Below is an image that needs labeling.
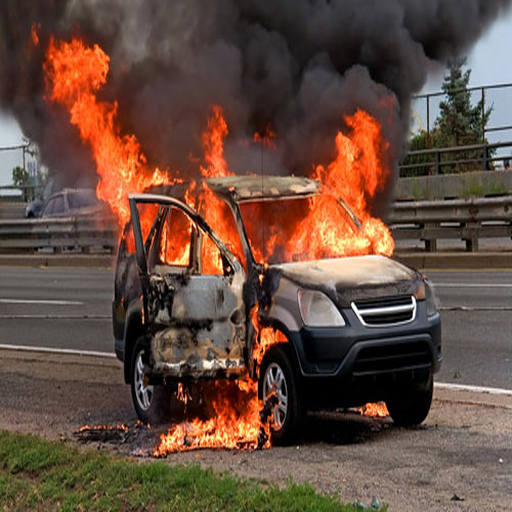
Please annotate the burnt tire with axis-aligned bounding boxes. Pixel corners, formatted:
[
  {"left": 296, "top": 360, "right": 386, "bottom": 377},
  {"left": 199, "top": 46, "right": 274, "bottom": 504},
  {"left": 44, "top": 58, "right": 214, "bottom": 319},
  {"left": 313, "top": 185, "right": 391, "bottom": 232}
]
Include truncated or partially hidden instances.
[
  {"left": 130, "top": 336, "right": 172, "bottom": 425},
  {"left": 258, "top": 344, "right": 305, "bottom": 446},
  {"left": 385, "top": 374, "right": 434, "bottom": 427}
]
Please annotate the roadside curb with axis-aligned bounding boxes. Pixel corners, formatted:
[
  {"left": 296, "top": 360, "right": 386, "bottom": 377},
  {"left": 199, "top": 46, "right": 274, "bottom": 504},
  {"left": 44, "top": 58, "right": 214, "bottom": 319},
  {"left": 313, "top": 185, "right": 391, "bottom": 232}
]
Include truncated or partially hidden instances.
[
  {"left": 0, "top": 346, "right": 121, "bottom": 369},
  {"left": 434, "top": 383, "right": 512, "bottom": 410}
]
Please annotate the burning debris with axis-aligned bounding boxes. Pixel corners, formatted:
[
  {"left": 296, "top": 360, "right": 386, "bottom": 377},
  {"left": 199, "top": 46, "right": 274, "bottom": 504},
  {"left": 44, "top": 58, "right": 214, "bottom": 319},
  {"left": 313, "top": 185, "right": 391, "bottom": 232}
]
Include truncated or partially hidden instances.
[
  {"left": 152, "top": 379, "right": 275, "bottom": 456},
  {"left": 75, "top": 423, "right": 132, "bottom": 445},
  {"left": 357, "top": 402, "right": 390, "bottom": 419}
]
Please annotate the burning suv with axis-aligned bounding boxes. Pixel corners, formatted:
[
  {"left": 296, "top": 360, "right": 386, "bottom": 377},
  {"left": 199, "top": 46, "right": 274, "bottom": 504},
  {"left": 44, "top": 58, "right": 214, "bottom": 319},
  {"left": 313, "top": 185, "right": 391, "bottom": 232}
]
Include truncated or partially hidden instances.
[{"left": 113, "top": 176, "right": 441, "bottom": 444}]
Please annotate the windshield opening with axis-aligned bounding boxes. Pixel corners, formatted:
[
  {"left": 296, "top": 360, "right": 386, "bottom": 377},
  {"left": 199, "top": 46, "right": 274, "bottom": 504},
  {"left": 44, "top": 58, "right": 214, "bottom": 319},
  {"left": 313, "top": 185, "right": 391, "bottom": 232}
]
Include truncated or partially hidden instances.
[{"left": 239, "top": 194, "right": 374, "bottom": 265}]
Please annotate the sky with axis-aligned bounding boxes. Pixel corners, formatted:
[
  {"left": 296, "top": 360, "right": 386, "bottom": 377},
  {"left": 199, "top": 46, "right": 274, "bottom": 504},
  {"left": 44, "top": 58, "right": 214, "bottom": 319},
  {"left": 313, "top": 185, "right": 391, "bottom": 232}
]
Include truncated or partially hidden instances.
[{"left": 1, "top": 8, "right": 512, "bottom": 186}]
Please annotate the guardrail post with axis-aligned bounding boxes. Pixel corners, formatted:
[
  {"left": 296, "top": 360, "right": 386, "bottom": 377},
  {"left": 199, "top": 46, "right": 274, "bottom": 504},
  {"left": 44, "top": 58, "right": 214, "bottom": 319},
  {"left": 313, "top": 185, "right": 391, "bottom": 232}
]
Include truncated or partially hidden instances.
[
  {"left": 464, "top": 222, "right": 479, "bottom": 252},
  {"left": 435, "top": 150, "right": 441, "bottom": 175},
  {"left": 421, "top": 222, "right": 438, "bottom": 252},
  {"left": 482, "top": 145, "right": 488, "bottom": 171},
  {"left": 481, "top": 87, "right": 486, "bottom": 144},
  {"left": 426, "top": 95, "right": 430, "bottom": 137}
]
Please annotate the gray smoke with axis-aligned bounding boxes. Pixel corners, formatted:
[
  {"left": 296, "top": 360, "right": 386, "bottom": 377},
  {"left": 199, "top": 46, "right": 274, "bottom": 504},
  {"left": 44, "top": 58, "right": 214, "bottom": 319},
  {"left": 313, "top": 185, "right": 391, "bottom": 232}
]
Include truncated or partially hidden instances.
[{"left": 0, "top": 0, "right": 510, "bottom": 195}]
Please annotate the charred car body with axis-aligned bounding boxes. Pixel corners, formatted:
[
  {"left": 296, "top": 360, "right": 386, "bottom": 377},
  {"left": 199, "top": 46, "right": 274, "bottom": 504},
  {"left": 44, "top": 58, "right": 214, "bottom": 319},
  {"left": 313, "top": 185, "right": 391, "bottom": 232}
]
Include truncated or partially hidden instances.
[{"left": 113, "top": 176, "right": 441, "bottom": 444}]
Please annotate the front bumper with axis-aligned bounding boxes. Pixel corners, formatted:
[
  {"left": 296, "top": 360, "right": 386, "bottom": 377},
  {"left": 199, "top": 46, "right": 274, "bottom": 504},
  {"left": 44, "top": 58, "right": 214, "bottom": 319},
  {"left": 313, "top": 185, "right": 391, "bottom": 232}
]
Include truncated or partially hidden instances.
[{"left": 286, "top": 301, "right": 441, "bottom": 407}]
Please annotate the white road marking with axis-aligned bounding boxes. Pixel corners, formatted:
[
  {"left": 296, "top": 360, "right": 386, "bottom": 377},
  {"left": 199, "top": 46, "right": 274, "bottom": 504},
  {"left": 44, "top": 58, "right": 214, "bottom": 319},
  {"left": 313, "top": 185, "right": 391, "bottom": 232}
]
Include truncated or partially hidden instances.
[
  {"left": 433, "top": 283, "right": 512, "bottom": 288},
  {"left": 439, "top": 306, "right": 512, "bottom": 312},
  {"left": 0, "top": 298, "right": 83, "bottom": 305},
  {"left": 0, "top": 344, "right": 511, "bottom": 396},
  {"left": 0, "top": 343, "right": 116, "bottom": 358},
  {"left": 437, "top": 382, "right": 512, "bottom": 396},
  {"left": 0, "top": 315, "right": 110, "bottom": 320}
]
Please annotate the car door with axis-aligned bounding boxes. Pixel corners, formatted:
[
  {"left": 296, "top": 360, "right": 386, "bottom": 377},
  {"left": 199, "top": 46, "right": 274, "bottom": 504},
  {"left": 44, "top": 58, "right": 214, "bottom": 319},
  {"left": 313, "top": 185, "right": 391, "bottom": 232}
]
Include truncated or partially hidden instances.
[{"left": 129, "top": 193, "right": 247, "bottom": 379}]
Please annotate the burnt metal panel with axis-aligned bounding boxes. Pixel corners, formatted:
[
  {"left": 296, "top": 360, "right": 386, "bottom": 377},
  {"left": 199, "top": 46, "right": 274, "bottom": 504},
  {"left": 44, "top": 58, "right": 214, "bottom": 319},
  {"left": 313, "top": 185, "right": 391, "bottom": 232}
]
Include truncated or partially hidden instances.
[
  {"left": 148, "top": 272, "right": 247, "bottom": 379},
  {"left": 206, "top": 176, "right": 319, "bottom": 202}
]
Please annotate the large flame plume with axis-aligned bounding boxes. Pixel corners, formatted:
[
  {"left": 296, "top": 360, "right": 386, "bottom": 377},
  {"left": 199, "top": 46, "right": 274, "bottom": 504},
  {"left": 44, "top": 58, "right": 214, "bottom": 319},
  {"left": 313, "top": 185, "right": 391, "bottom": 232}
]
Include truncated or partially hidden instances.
[
  {"left": 44, "top": 38, "right": 169, "bottom": 226},
  {"left": 44, "top": 36, "right": 392, "bottom": 454}
]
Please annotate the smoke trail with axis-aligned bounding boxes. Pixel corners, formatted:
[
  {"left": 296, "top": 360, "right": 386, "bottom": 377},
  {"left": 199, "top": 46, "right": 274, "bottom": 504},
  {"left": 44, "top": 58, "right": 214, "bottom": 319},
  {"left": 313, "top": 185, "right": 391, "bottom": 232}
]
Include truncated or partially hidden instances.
[{"left": 0, "top": 0, "right": 510, "bottom": 192}]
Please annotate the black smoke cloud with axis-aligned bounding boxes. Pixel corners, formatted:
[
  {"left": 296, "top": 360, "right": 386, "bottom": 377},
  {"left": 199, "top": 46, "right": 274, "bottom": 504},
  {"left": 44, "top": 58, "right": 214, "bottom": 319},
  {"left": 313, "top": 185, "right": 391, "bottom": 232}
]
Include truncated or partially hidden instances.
[{"left": 0, "top": 0, "right": 510, "bottom": 192}]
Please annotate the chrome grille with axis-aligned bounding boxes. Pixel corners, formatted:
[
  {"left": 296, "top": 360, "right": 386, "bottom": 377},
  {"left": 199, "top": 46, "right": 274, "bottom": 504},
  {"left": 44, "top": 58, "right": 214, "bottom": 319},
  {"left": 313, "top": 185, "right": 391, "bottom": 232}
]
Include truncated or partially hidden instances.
[{"left": 351, "top": 295, "right": 416, "bottom": 327}]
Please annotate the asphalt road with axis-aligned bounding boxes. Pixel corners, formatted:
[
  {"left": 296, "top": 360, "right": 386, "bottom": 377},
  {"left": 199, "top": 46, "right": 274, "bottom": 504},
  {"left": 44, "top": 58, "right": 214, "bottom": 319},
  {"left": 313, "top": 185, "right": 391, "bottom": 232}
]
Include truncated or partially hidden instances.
[
  {"left": 0, "top": 267, "right": 113, "bottom": 353},
  {"left": 0, "top": 266, "right": 511, "bottom": 389}
]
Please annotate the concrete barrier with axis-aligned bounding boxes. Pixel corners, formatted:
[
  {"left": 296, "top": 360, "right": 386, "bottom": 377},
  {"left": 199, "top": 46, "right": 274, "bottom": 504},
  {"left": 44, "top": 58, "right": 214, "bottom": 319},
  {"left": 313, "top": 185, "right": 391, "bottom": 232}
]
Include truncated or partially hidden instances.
[
  {"left": 0, "top": 202, "right": 27, "bottom": 220},
  {"left": 395, "top": 170, "right": 512, "bottom": 201}
]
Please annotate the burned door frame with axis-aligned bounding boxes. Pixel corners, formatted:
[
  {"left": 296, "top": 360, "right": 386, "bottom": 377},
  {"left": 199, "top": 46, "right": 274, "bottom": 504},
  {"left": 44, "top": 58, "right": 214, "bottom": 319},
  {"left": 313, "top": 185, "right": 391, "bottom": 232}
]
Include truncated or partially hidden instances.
[{"left": 128, "top": 193, "right": 248, "bottom": 379}]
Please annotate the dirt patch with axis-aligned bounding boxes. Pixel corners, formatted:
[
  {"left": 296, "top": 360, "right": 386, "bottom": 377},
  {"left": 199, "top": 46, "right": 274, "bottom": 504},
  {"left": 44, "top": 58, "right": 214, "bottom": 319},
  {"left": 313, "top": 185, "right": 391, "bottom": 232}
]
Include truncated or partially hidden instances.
[{"left": 1, "top": 349, "right": 511, "bottom": 511}]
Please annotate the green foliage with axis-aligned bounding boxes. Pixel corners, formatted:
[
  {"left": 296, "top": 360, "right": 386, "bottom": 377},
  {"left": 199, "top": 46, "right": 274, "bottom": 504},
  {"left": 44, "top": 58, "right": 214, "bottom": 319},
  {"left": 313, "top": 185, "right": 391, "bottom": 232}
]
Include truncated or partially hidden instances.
[
  {"left": 12, "top": 166, "right": 30, "bottom": 188},
  {"left": 401, "top": 129, "right": 442, "bottom": 176},
  {"left": 0, "top": 430, "right": 373, "bottom": 511},
  {"left": 403, "top": 58, "right": 494, "bottom": 176},
  {"left": 437, "top": 58, "right": 491, "bottom": 147}
]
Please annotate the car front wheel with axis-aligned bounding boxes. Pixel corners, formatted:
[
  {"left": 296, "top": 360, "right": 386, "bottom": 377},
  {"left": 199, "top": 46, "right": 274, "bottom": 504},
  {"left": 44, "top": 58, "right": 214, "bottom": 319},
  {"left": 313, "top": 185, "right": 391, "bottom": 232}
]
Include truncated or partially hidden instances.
[
  {"left": 385, "top": 374, "right": 434, "bottom": 427},
  {"left": 259, "top": 345, "right": 305, "bottom": 446},
  {"left": 130, "top": 336, "right": 172, "bottom": 424}
]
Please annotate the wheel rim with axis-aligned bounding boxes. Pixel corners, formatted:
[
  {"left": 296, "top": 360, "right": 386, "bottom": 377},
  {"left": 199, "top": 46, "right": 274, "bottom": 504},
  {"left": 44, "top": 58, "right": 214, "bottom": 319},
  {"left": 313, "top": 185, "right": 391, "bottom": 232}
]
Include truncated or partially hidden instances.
[
  {"left": 134, "top": 351, "right": 153, "bottom": 411},
  {"left": 263, "top": 363, "right": 288, "bottom": 431}
]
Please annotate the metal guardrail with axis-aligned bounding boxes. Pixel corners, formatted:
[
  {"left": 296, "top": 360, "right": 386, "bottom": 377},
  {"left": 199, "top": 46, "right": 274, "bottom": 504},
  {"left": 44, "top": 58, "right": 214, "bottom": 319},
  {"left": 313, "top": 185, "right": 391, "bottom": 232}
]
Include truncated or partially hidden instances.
[
  {"left": 0, "top": 197, "right": 510, "bottom": 254},
  {"left": 405, "top": 82, "right": 512, "bottom": 177},
  {"left": 412, "top": 82, "right": 512, "bottom": 141},
  {"left": 399, "top": 140, "right": 512, "bottom": 177},
  {"left": 0, "top": 215, "right": 118, "bottom": 254},
  {"left": 388, "top": 196, "right": 512, "bottom": 252}
]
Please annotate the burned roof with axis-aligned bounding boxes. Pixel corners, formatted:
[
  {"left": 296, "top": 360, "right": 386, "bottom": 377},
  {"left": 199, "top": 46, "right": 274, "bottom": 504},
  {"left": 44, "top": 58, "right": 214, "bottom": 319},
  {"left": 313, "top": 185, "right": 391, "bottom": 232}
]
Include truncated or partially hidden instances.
[{"left": 206, "top": 175, "right": 319, "bottom": 202}]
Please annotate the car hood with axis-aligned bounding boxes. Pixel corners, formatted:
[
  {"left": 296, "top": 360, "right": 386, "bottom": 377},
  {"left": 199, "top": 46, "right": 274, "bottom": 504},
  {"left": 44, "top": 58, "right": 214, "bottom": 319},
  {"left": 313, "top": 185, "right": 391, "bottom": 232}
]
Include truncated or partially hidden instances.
[{"left": 268, "top": 255, "right": 422, "bottom": 307}]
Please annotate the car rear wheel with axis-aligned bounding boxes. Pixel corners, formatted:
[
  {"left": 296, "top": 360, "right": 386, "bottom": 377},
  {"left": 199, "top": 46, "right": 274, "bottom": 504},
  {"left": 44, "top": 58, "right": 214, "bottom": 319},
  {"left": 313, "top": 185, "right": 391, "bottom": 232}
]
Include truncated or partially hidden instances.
[
  {"left": 385, "top": 374, "right": 434, "bottom": 427},
  {"left": 130, "top": 336, "right": 172, "bottom": 424},
  {"left": 259, "top": 345, "right": 304, "bottom": 446}
]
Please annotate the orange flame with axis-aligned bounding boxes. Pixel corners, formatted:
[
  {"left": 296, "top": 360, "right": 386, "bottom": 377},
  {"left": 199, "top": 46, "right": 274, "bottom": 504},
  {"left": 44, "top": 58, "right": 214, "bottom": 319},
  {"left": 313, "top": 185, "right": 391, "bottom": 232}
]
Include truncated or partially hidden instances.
[
  {"left": 314, "top": 110, "right": 394, "bottom": 256},
  {"left": 44, "top": 37, "right": 395, "bottom": 455},
  {"left": 44, "top": 38, "right": 168, "bottom": 227},
  {"left": 201, "top": 105, "right": 231, "bottom": 178},
  {"left": 254, "top": 125, "right": 276, "bottom": 149},
  {"left": 250, "top": 304, "right": 287, "bottom": 368},
  {"left": 358, "top": 402, "right": 389, "bottom": 418},
  {"left": 31, "top": 23, "right": 40, "bottom": 47},
  {"left": 153, "top": 379, "right": 266, "bottom": 455}
]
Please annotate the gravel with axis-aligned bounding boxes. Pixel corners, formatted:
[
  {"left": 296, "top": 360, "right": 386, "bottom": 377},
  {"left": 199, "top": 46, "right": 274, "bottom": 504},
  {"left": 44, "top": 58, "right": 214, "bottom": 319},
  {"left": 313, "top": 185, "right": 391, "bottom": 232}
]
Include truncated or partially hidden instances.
[{"left": 1, "top": 349, "right": 511, "bottom": 511}]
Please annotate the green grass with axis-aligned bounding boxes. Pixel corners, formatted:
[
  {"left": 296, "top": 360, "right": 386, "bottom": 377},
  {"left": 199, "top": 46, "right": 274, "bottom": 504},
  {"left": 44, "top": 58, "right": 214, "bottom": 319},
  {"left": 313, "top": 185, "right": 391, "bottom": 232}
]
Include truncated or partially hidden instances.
[{"left": 0, "top": 430, "right": 376, "bottom": 511}]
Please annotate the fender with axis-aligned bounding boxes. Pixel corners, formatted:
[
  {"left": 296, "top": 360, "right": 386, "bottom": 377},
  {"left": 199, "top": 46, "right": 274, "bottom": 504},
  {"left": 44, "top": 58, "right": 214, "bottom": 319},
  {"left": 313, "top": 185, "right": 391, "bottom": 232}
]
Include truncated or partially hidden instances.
[{"left": 258, "top": 316, "right": 305, "bottom": 378}]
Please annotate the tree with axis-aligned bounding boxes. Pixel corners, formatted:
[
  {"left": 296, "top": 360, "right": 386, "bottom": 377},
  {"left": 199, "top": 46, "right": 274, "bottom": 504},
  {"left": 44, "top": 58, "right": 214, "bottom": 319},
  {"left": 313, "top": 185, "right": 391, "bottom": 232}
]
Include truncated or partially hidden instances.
[
  {"left": 403, "top": 59, "right": 493, "bottom": 176},
  {"left": 436, "top": 57, "right": 491, "bottom": 147},
  {"left": 12, "top": 166, "right": 29, "bottom": 187}
]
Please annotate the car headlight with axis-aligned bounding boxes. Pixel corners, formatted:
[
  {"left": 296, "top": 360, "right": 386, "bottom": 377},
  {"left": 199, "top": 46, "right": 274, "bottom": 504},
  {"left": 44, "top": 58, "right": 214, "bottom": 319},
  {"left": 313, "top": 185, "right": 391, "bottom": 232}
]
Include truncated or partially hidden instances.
[
  {"left": 415, "top": 278, "right": 439, "bottom": 317},
  {"left": 297, "top": 289, "right": 345, "bottom": 327}
]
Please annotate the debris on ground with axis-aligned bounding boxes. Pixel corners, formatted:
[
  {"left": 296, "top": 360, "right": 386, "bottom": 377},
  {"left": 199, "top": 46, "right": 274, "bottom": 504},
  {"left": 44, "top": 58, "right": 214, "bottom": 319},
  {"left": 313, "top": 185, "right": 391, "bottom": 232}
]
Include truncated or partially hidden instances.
[{"left": 74, "top": 421, "right": 150, "bottom": 445}]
